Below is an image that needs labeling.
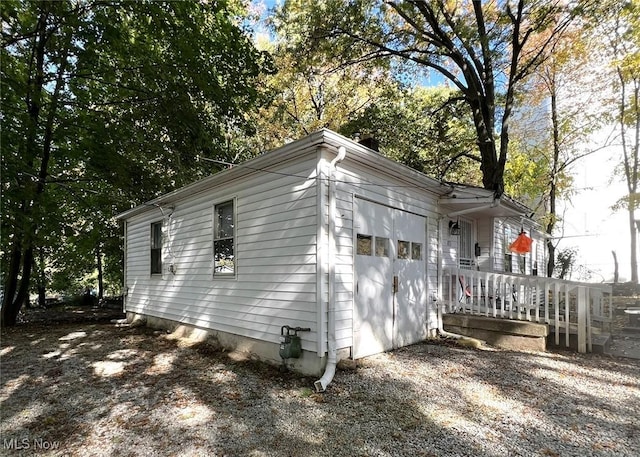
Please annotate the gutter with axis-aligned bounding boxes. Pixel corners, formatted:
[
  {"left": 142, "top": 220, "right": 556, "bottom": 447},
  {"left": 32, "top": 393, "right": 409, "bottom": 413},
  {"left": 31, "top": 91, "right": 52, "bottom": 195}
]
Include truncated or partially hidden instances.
[
  {"left": 314, "top": 145, "right": 346, "bottom": 393},
  {"left": 445, "top": 200, "right": 500, "bottom": 218}
]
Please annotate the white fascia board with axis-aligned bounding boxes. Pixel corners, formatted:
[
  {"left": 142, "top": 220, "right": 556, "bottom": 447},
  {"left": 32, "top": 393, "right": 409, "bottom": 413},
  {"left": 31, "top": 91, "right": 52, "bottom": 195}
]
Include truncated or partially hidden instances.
[
  {"left": 116, "top": 130, "right": 328, "bottom": 220},
  {"left": 117, "top": 128, "right": 452, "bottom": 220},
  {"left": 438, "top": 196, "right": 495, "bottom": 205},
  {"left": 320, "top": 129, "right": 450, "bottom": 197}
]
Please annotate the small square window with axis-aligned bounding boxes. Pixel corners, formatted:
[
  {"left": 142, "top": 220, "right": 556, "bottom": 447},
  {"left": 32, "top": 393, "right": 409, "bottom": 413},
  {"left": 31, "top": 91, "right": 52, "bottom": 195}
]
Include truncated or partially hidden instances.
[
  {"left": 357, "top": 234, "right": 372, "bottom": 256},
  {"left": 375, "top": 237, "right": 389, "bottom": 257},
  {"left": 397, "top": 240, "right": 410, "bottom": 259},
  {"left": 412, "top": 242, "right": 422, "bottom": 260}
]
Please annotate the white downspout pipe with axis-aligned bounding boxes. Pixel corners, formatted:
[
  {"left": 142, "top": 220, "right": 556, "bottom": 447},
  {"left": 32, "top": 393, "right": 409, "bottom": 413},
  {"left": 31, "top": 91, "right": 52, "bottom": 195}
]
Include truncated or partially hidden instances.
[{"left": 314, "top": 146, "right": 346, "bottom": 393}]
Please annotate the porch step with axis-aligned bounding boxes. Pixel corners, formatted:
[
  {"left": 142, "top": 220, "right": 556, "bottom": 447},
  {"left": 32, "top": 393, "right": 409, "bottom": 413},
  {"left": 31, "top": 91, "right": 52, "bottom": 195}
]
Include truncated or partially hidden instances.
[
  {"left": 442, "top": 314, "right": 548, "bottom": 352},
  {"left": 592, "top": 333, "right": 611, "bottom": 354},
  {"left": 546, "top": 328, "right": 612, "bottom": 354}
]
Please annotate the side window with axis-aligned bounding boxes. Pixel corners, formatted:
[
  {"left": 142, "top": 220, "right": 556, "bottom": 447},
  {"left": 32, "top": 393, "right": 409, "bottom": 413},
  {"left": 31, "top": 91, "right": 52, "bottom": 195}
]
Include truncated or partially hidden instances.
[
  {"left": 504, "top": 226, "right": 513, "bottom": 273},
  {"left": 214, "top": 200, "right": 235, "bottom": 276},
  {"left": 150, "top": 221, "right": 163, "bottom": 275},
  {"left": 357, "top": 234, "right": 373, "bottom": 256},
  {"left": 519, "top": 256, "right": 526, "bottom": 274}
]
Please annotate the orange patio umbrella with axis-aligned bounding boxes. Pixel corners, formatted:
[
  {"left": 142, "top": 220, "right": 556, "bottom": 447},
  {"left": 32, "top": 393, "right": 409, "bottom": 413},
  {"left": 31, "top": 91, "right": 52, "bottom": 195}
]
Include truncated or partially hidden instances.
[{"left": 509, "top": 230, "right": 533, "bottom": 254}]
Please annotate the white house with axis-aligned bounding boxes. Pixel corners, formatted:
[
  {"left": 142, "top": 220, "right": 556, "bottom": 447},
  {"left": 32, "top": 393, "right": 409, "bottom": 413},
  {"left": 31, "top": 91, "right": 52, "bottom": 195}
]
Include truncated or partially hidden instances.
[{"left": 117, "top": 129, "right": 551, "bottom": 391}]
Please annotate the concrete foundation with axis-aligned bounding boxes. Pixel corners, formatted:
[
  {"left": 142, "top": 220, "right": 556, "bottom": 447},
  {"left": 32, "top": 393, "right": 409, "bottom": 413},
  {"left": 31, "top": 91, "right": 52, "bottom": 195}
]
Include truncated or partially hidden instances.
[
  {"left": 126, "top": 312, "right": 348, "bottom": 377},
  {"left": 443, "top": 314, "right": 548, "bottom": 352}
]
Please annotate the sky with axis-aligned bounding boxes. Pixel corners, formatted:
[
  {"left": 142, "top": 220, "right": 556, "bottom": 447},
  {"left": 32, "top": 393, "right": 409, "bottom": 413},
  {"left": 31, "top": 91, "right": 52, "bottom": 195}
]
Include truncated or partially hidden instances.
[
  {"left": 558, "top": 132, "right": 630, "bottom": 283},
  {"left": 250, "top": 0, "right": 634, "bottom": 283}
]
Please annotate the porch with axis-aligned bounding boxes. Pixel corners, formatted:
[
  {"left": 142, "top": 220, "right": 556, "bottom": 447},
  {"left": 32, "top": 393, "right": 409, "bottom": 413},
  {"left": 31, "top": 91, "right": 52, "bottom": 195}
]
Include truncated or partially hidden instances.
[{"left": 440, "top": 268, "right": 614, "bottom": 353}]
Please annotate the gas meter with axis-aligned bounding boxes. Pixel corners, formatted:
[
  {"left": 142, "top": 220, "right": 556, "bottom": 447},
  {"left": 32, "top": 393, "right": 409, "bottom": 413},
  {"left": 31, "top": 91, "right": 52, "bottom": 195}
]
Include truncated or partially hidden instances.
[{"left": 279, "top": 325, "right": 310, "bottom": 359}]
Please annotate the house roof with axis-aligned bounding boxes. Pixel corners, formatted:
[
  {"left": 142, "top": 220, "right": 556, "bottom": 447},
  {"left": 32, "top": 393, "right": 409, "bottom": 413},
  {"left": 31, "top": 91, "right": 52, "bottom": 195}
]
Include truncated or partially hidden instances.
[
  {"left": 437, "top": 183, "right": 532, "bottom": 219},
  {"left": 116, "top": 128, "right": 532, "bottom": 221}
]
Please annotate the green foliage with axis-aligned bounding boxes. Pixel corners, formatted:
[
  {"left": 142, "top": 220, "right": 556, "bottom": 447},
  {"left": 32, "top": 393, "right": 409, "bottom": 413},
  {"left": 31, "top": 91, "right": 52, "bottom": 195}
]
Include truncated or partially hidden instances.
[
  {"left": 252, "top": 2, "right": 481, "bottom": 184},
  {"left": 554, "top": 247, "right": 578, "bottom": 280},
  {"left": 245, "top": 1, "right": 395, "bottom": 153},
  {"left": 1, "top": 0, "right": 272, "bottom": 315},
  {"left": 339, "top": 86, "right": 481, "bottom": 185},
  {"left": 589, "top": 0, "right": 640, "bottom": 282},
  {"left": 268, "top": 0, "right": 584, "bottom": 193}
]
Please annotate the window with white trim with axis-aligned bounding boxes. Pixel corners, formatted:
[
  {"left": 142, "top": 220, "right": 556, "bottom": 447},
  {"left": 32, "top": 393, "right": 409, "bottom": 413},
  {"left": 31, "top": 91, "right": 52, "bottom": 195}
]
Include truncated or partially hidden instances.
[
  {"left": 150, "top": 221, "right": 163, "bottom": 275},
  {"left": 214, "top": 200, "right": 235, "bottom": 276},
  {"left": 503, "top": 225, "right": 513, "bottom": 273}
]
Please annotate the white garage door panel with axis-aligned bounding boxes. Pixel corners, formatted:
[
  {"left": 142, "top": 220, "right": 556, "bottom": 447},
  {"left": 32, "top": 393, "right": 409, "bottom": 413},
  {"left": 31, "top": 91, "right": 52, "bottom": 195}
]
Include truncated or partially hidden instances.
[
  {"left": 354, "top": 199, "right": 394, "bottom": 358},
  {"left": 394, "top": 210, "right": 427, "bottom": 348},
  {"left": 354, "top": 199, "right": 427, "bottom": 359}
]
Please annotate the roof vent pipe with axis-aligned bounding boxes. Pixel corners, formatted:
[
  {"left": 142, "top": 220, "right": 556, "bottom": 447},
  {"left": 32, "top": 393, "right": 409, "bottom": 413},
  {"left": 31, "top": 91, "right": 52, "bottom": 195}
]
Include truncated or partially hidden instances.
[
  {"left": 358, "top": 134, "right": 379, "bottom": 152},
  {"left": 315, "top": 146, "right": 346, "bottom": 393}
]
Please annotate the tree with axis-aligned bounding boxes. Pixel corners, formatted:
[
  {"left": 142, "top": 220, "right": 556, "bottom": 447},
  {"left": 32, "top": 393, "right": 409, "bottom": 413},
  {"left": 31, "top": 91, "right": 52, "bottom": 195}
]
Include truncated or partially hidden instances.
[
  {"left": 253, "top": 4, "right": 481, "bottom": 183},
  {"left": 591, "top": 0, "right": 640, "bottom": 283},
  {"left": 1, "top": 0, "right": 272, "bottom": 326},
  {"left": 245, "top": 5, "right": 394, "bottom": 153},
  {"left": 339, "top": 85, "right": 482, "bottom": 184},
  {"left": 282, "top": 0, "right": 586, "bottom": 194},
  {"left": 554, "top": 247, "right": 577, "bottom": 279},
  {"left": 611, "top": 1, "right": 640, "bottom": 283},
  {"left": 507, "top": 26, "right": 606, "bottom": 277}
]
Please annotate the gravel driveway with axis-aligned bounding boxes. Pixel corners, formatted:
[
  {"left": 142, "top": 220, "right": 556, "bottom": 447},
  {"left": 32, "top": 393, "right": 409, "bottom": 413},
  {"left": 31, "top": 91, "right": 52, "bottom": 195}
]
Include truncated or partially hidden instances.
[{"left": 1, "top": 321, "right": 639, "bottom": 457}]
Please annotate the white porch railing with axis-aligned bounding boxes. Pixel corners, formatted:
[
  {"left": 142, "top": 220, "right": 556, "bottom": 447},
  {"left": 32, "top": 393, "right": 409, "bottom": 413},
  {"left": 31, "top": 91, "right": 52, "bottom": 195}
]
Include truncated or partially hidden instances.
[{"left": 440, "top": 268, "right": 613, "bottom": 353}]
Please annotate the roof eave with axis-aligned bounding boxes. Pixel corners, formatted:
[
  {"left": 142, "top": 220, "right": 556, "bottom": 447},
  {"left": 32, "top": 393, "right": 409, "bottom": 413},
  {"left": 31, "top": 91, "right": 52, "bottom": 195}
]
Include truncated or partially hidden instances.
[{"left": 116, "top": 130, "right": 329, "bottom": 220}]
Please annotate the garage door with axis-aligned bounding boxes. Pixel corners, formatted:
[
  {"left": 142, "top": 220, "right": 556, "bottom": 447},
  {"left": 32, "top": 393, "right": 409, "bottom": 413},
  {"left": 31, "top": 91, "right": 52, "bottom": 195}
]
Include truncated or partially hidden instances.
[{"left": 353, "top": 198, "right": 427, "bottom": 359}]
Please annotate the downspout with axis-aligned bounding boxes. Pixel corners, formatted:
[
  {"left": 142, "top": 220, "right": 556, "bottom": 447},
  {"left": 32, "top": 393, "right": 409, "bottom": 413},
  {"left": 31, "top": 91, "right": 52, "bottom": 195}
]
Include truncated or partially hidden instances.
[
  {"left": 123, "top": 219, "right": 127, "bottom": 314},
  {"left": 436, "top": 216, "right": 444, "bottom": 333},
  {"left": 314, "top": 146, "right": 346, "bottom": 393}
]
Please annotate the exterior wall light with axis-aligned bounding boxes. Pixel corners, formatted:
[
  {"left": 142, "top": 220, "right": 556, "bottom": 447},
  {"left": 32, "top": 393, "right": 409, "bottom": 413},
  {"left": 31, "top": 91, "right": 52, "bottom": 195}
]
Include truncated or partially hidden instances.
[{"left": 449, "top": 220, "right": 460, "bottom": 235}]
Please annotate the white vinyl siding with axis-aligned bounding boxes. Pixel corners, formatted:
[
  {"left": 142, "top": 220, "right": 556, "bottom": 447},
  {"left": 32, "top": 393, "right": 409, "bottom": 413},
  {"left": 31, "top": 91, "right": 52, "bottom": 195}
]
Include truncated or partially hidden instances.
[
  {"left": 317, "top": 149, "right": 440, "bottom": 350},
  {"left": 492, "top": 219, "right": 545, "bottom": 276},
  {"left": 123, "top": 131, "right": 479, "bottom": 361},
  {"left": 476, "top": 218, "right": 493, "bottom": 270},
  {"left": 124, "top": 154, "right": 320, "bottom": 352}
]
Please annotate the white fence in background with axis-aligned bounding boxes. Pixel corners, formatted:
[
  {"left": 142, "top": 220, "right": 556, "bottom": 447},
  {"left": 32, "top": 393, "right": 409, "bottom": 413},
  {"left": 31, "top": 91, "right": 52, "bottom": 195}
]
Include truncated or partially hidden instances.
[{"left": 440, "top": 268, "right": 613, "bottom": 353}]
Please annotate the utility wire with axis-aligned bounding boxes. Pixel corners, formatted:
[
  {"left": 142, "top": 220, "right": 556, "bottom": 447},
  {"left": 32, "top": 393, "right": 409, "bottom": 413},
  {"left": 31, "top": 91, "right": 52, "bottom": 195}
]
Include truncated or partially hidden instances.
[{"left": 198, "top": 156, "right": 454, "bottom": 195}]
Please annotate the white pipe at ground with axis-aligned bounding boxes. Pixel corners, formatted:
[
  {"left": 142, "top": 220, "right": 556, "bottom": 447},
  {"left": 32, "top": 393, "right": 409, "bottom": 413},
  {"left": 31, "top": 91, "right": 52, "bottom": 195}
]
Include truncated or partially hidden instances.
[{"left": 314, "top": 146, "right": 346, "bottom": 393}]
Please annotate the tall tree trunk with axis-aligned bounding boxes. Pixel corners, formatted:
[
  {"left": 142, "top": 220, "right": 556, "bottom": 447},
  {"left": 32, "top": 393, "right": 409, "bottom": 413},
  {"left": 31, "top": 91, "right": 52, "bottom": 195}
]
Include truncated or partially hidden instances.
[
  {"left": 1, "top": 8, "right": 49, "bottom": 327},
  {"left": 629, "top": 207, "right": 638, "bottom": 283},
  {"left": 618, "top": 68, "right": 639, "bottom": 284},
  {"left": 2, "top": 239, "right": 23, "bottom": 320},
  {"left": 547, "top": 84, "right": 560, "bottom": 277},
  {"left": 612, "top": 250, "right": 619, "bottom": 283},
  {"left": 470, "top": 99, "right": 501, "bottom": 194},
  {"left": 96, "top": 244, "right": 104, "bottom": 299},
  {"left": 37, "top": 247, "right": 46, "bottom": 308},
  {"left": 1, "top": 8, "right": 71, "bottom": 326}
]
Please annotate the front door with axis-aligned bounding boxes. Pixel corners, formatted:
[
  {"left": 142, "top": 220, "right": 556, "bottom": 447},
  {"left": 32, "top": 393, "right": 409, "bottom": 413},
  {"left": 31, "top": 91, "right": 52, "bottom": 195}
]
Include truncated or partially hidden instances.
[{"left": 353, "top": 199, "right": 426, "bottom": 359}]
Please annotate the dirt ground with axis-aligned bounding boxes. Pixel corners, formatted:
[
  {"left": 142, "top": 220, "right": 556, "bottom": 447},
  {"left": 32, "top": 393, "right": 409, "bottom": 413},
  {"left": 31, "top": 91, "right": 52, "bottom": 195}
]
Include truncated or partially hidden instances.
[{"left": 1, "top": 305, "right": 639, "bottom": 456}]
